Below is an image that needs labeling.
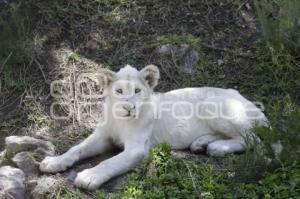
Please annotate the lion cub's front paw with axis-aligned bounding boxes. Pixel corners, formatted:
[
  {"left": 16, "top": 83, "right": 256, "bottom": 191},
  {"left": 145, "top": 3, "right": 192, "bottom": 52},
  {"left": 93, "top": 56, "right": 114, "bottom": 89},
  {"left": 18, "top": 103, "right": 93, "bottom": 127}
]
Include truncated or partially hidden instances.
[
  {"left": 39, "top": 156, "right": 69, "bottom": 173},
  {"left": 74, "top": 169, "right": 103, "bottom": 190}
]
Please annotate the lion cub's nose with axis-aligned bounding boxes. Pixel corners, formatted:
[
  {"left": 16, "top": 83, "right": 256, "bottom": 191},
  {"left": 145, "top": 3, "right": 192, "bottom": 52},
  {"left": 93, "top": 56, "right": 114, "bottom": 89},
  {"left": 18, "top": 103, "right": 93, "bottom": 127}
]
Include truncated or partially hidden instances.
[{"left": 123, "top": 104, "right": 135, "bottom": 111}]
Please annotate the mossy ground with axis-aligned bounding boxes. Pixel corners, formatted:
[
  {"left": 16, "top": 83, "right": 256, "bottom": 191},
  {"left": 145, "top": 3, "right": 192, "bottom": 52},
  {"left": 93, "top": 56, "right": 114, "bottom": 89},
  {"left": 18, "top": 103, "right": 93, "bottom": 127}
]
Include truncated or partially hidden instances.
[{"left": 1, "top": 0, "right": 300, "bottom": 198}]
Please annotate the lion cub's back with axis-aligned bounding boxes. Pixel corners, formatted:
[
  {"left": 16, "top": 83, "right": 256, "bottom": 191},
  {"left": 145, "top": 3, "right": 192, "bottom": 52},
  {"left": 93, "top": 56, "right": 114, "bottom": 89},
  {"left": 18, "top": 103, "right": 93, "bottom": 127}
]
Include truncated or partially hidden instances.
[
  {"left": 159, "top": 87, "right": 243, "bottom": 103},
  {"left": 150, "top": 87, "right": 246, "bottom": 149}
]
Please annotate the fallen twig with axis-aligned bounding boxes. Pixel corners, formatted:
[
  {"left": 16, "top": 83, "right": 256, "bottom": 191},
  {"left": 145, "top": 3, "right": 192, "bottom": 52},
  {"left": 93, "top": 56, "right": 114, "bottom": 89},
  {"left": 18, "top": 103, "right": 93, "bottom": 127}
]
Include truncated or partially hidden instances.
[
  {"left": 34, "top": 58, "right": 47, "bottom": 82},
  {"left": 0, "top": 52, "right": 13, "bottom": 75}
]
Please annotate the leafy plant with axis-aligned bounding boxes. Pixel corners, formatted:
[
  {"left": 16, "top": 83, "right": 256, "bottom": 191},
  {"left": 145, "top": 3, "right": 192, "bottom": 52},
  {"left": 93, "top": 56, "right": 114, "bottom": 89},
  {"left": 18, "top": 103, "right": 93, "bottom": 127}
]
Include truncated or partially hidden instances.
[
  {"left": 0, "top": 1, "right": 33, "bottom": 89},
  {"left": 254, "top": 0, "right": 300, "bottom": 54}
]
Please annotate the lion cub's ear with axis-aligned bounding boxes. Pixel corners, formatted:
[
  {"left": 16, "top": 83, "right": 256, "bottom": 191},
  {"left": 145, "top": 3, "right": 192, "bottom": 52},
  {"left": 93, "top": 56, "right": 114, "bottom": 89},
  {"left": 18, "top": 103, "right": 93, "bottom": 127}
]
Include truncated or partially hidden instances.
[
  {"left": 140, "top": 65, "right": 160, "bottom": 89},
  {"left": 97, "top": 68, "right": 117, "bottom": 88}
]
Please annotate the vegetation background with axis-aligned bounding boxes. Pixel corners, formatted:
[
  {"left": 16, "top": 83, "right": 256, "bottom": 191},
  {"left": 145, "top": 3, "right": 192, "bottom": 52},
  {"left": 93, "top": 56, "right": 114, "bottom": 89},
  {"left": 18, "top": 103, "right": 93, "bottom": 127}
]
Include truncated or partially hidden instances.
[{"left": 0, "top": 0, "right": 299, "bottom": 198}]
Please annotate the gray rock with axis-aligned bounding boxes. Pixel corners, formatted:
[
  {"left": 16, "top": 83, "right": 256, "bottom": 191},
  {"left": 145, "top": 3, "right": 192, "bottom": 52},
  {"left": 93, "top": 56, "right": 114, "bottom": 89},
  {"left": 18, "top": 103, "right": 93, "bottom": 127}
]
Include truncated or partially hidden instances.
[
  {"left": 157, "top": 43, "right": 199, "bottom": 74},
  {"left": 271, "top": 140, "right": 283, "bottom": 156},
  {"left": 157, "top": 43, "right": 189, "bottom": 55},
  {"left": 180, "top": 49, "right": 199, "bottom": 74},
  {"left": 66, "top": 170, "right": 77, "bottom": 183},
  {"left": 31, "top": 176, "right": 58, "bottom": 198},
  {"left": 5, "top": 136, "right": 55, "bottom": 155},
  {"left": 217, "top": 59, "right": 224, "bottom": 65},
  {"left": 0, "top": 166, "right": 26, "bottom": 199},
  {"left": 157, "top": 44, "right": 171, "bottom": 54},
  {"left": 12, "top": 152, "right": 40, "bottom": 177},
  {"left": 0, "top": 150, "right": 7, "bottom": 166}
]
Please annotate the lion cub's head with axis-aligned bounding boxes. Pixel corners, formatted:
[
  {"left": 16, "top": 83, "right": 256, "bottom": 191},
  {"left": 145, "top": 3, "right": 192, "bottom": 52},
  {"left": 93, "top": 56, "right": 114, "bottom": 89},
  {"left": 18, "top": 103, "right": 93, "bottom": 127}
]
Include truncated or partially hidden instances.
[{"left": 99, "top": 65, "right": 160, "bottom": 118}]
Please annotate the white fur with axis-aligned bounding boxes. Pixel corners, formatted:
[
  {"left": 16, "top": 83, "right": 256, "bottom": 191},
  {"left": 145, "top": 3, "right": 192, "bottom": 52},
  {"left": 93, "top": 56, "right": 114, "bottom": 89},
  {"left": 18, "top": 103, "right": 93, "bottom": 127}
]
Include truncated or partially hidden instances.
[{"left": 40, "top": 64, "right": 268, "bottom": 190}]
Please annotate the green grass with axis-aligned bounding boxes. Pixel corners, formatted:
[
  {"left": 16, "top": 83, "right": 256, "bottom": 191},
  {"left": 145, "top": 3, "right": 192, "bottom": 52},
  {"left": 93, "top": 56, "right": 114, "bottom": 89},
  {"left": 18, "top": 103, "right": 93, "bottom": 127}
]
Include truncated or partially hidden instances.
[
  {"left": 95, "top": 142, "right": 300, "bottom": 199},
  {"left": 156, "top": 34, "right": 200, "bottom": 47},
  {"left": 43, "top": 181, "right": 84, "bottom": 199},
  {"left": 0, "top": 1, "right": 33, "bottom": 89},
  {"left": 23, "top": 97, "right": 53, "bottom": 129},
  {"left": 254, "top": 0, "right": 300, "bottom": 55}
]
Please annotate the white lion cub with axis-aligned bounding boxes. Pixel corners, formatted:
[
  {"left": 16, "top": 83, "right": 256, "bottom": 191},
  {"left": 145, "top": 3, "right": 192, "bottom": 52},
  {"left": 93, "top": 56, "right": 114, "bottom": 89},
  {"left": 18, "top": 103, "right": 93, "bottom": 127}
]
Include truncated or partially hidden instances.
[{"left": 40, "top": 64, "right": 268, "bottom": 190}]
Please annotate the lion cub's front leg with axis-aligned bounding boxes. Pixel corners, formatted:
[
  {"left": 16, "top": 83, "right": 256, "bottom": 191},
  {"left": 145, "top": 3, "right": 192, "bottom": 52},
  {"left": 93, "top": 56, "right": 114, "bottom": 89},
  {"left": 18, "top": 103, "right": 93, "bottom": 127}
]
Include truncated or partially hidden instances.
[
  {"left": 40, "top": 128, "right": 111, "bottom": 173},
  {"left": 74, "top": 143, "right": 148, "bottom": 190}
]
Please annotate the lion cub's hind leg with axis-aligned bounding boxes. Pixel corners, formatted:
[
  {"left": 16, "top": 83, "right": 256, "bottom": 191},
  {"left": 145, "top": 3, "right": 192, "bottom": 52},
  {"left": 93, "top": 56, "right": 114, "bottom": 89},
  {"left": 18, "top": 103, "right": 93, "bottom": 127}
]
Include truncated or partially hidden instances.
[
  {"left": 207, "top": 138, "right": 246, "bottom": 157},
  {"left": 190, "top": 134, "right": 223, "bottom": 154}
]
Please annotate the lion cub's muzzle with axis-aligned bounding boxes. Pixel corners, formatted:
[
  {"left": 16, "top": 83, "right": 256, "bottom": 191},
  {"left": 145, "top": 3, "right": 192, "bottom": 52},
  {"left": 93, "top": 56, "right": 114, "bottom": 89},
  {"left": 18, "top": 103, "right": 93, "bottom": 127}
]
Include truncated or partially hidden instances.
[{"left": 122, "top": 104, "right": 136, "bottom": 117}]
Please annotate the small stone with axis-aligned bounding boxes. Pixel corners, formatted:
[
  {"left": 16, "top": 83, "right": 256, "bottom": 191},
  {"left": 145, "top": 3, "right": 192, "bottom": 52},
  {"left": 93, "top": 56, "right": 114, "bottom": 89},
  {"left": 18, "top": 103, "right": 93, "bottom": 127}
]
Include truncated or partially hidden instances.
[
  {"left": 157, "top": 43, "right": 189, "bottom": 55},
  {"left": 0, "top": 150, "right": 7, "bottom": 166},
  {"left": 0, "top": 166, "right": 26, "bottom": 199},
  {"left": 271, "top": 141, "right": 283, "bottom": 156},
  {"left": 12, "top": 152, "right": 39, "bottom": 177},
  {"left": 86, "top": 39, "right": 98, "bottom": 50},
  {"left": 157, "top": 43, "right": 199, "bottom": 74},
  {"left": 227, "top": 171, "right": 236, "bottom": 178},
  {"left": 217, "top": 59, "right": 224, "bottom": 65},
  {"left": 66, "top": 170, "right": 77, "bottom": 183},
  {"left": 218, "top": 74, "right": 226, "bottom": 79},
  {"left": 31, "top": 176, "right": 58, "bottom": 198},
  {"left": 179, "top": 43, "right": 190, "bottom": 50},
  {"left": 157, "top": 44, "right": 173, "bottom": 54},
  {"left": 5, "top": 136, "right": 55, "bottom": 155},
  {"left": 180, "top": 49, "right": 199, "bottom": 74}
]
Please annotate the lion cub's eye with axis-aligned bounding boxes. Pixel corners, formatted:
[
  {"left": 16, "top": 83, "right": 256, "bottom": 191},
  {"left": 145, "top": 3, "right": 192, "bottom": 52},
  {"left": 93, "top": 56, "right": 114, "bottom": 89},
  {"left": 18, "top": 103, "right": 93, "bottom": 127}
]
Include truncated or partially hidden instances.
[
  {"left": 135, "top": 88, "right": 141, "bottom": 94},
  {"left": 116, "top": 89, "right": 123, "bottom": 94}
]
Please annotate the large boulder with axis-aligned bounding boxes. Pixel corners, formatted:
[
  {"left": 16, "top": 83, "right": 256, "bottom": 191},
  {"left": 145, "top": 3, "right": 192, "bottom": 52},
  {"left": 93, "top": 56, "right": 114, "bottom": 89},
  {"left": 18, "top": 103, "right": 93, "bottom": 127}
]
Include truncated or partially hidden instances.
[
  {"left": 5, "top": 136, "right": 55, "bottom": 156},
  {"left": 0, "top": 166, "right": 26, "bottom": 199}
]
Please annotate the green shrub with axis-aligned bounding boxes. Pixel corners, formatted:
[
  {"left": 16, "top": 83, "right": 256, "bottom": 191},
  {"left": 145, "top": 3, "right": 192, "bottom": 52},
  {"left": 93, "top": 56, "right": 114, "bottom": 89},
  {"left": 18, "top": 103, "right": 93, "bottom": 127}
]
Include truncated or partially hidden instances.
[
  {"left": 254, "top": 0, "right": 300, "bottom": 54},
  {"left": 235, "top": 165, "right": 300, "bottom": 199},
  {"left": 0, "top": 1, "right": 33, "bottom": 89}
]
